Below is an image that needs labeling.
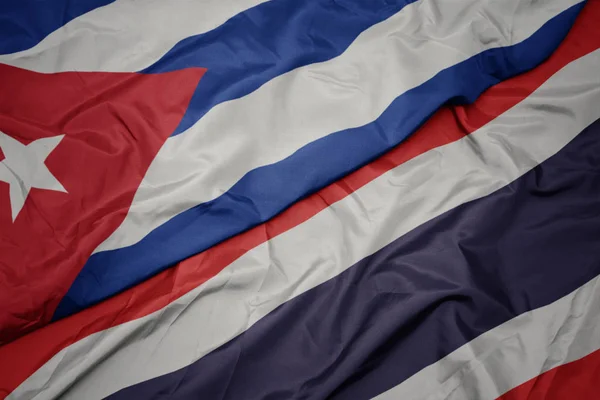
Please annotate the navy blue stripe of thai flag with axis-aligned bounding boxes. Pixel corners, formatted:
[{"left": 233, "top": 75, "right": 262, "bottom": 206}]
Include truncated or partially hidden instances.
[
  {"left": 55, "top": 4, "right": 585, "bottom": 321},
  {"left": 109, "top": 116, "right": 600, "bottom": 400}
]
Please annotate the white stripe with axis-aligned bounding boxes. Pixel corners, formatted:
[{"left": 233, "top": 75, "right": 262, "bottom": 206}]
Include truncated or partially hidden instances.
[
  {"left": 10, "top": 48, "right": 600, "bottom": 400},
  {"left": 0, "top": 0, "right": 268, "bottom": 73},
  {"left": 374, "top": 273, "right": 600, "bottom": 400},
  {"left": 95, "top": 0, "right": 581, "bottom": 253}
]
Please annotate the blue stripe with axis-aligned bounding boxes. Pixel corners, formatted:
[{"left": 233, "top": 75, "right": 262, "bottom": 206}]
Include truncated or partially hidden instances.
[
  {"left": 108, "top": 116, "right": 600, "bottom": 400},
  {"left": 54, "top": 4, "right": 584, "bottom": 320},
  {"left": 0, "top": 0, "right": 114, "bottom": 55},
  {"left": 147, "top": 0, "right": 420, "bottom": 136}
]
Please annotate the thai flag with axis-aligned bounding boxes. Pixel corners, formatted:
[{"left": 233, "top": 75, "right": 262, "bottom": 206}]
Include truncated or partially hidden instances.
[{"left": 1, "top": 0, "right": 599, "bottom": 398}]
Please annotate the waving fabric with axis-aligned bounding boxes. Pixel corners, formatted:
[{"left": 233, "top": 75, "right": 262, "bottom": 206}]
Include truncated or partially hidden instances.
[{"left": 1, "top": 0, "right": 599, "bottom": 399}]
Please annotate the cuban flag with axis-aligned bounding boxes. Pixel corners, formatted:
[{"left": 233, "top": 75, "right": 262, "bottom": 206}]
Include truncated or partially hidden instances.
[{"left": 1, "top": 0, "right": 600, "bottom": 398}]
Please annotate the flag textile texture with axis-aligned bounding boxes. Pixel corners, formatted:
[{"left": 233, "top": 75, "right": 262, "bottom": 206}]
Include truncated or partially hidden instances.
[{"left": 1, "top": 0, "right": 600, "bottom": 399}]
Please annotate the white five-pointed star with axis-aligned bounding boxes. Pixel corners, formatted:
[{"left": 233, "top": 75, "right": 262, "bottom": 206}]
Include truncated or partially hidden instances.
[{"left": 0, "top": 130, "right": 67, "bottom": 222}]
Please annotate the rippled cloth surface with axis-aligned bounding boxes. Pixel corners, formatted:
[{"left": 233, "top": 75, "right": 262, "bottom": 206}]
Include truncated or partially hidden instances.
[{"left": 1, "top": 0, "right": 600, "bottom": 399}]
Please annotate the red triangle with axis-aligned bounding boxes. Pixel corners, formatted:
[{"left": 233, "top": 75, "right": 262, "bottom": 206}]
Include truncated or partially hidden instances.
[{"left": 0, "top": 63, "right": 206, "bottom": 343}]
